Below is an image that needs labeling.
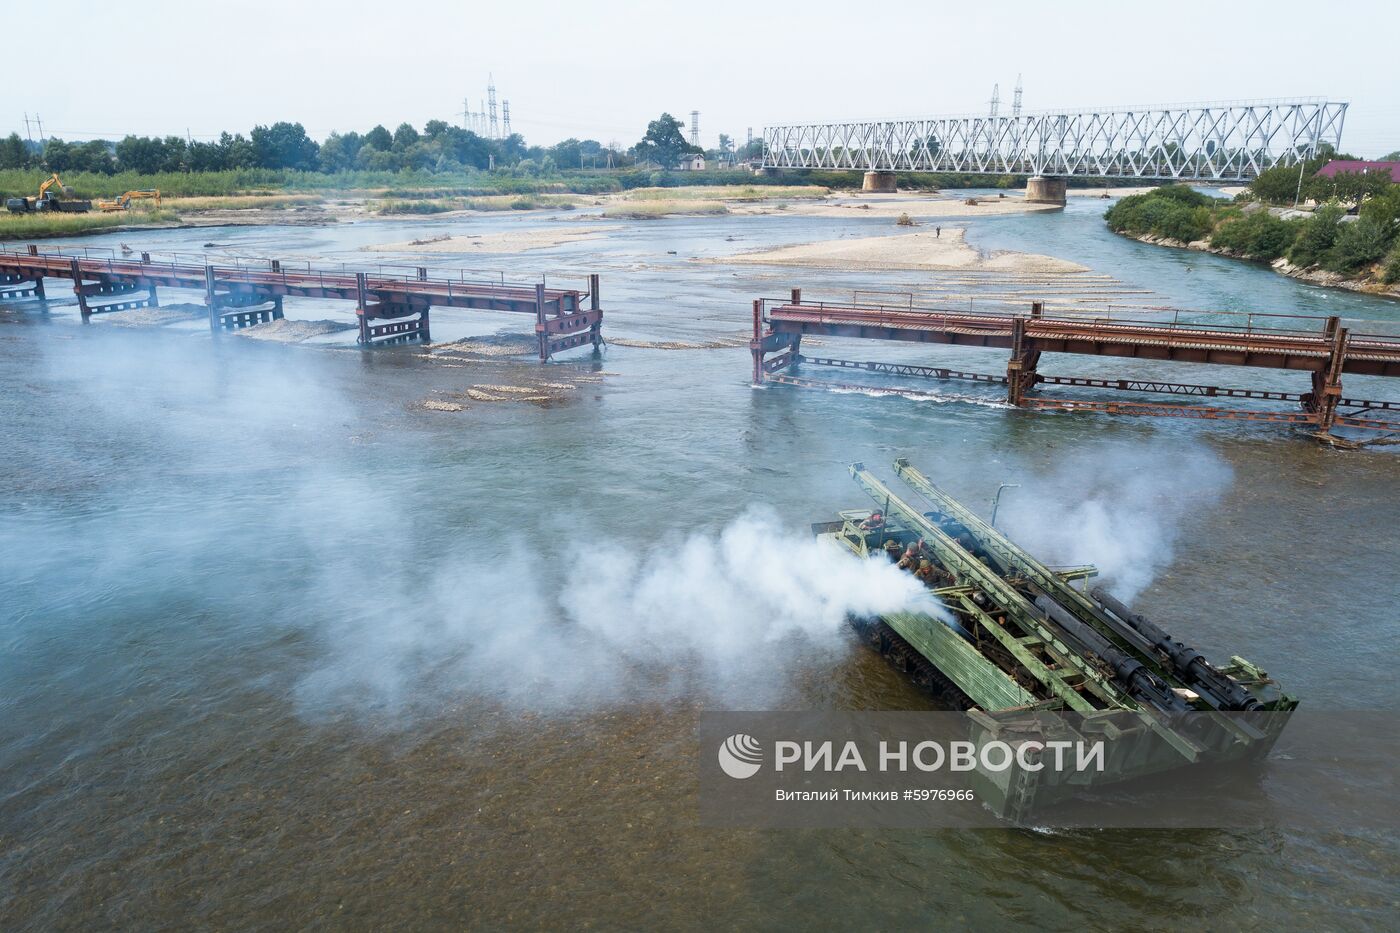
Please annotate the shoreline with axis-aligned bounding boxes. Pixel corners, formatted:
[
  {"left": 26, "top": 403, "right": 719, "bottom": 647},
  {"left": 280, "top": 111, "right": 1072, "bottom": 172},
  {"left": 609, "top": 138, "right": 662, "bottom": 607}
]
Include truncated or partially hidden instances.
[{"left": 1118, "top": 229, "right": 1400, "bottom": 301}]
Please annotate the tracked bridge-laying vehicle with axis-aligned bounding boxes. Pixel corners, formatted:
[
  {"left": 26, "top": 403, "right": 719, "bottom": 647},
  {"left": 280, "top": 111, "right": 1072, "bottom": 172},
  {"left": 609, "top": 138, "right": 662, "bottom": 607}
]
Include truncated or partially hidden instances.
[{"left": 816, "top": 459, "right": 1296, "bottom": 818}]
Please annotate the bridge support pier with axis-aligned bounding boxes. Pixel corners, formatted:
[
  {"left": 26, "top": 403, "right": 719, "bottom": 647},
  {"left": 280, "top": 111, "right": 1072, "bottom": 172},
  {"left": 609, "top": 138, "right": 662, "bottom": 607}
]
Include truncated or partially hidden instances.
[
  {"left": 1025, "top": 175, "right": 1068, "bottom": 206},
  {"left": 1302, "top": 316, "right": 1349, "bottom": 431},
  {"left": 0, "top": 271, "right": 44, "bottom": 301},
  {"left": 1006, "top": 306, "right": 1043, "bottom": 406},
  {"left": 750, "top": 291, "right": 804, "bottom": 384},
  {"left": 862, "top": 171, "right": 898, "bottom": 193}
]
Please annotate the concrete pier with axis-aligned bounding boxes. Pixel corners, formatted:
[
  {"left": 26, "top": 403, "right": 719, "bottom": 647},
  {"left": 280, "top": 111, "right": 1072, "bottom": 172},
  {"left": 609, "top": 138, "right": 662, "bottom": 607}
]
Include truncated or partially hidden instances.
[
  {"left": 862, "top": 171, "right": 898, "bottom": 193},
  {"left": 1025, "top": 176, "right": 1068, "bottom": 205}
]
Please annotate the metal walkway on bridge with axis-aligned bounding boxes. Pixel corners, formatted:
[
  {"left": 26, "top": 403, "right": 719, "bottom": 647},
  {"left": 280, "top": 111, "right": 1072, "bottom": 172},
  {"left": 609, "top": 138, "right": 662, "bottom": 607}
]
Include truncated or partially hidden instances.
[
  {"left": 0, "top": 245, "right": 604, "bottom": 360},
  {"left": 750, "top": 292, "right": 1400, "bottom": 435}
]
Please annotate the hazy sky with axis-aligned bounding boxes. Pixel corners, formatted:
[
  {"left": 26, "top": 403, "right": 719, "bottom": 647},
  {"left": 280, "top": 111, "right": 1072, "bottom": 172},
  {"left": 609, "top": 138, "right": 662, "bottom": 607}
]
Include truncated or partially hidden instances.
[{"left": 12, "top": 0, "right": 1399, "bottom": 157}]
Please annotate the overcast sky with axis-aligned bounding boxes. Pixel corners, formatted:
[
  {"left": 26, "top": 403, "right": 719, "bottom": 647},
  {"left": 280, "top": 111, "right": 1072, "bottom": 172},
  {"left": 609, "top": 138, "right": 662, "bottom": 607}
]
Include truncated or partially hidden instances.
[{"left": 11, "top": 0, "right": 1399, "bottom": 157}]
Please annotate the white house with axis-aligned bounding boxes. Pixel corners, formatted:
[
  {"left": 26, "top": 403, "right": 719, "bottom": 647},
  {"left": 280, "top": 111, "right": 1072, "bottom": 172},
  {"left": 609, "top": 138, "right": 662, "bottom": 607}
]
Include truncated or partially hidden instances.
[{"left": 675, "top": 153, "right": 705, "bottom": 171}]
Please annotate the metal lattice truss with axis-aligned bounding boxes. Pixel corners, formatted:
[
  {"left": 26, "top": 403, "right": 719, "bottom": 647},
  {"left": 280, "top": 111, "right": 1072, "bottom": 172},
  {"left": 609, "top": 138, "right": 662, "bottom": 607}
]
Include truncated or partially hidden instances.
[{"left": 763, "top": 100, "right": 1348, "bottom": 180}]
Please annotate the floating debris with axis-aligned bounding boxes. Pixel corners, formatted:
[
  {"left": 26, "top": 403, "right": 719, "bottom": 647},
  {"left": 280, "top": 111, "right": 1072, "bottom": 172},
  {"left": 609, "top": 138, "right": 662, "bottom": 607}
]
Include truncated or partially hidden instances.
[
  {"left": 608, "top": 337, "right": 748, "bottom": 350},
  {"left": 100, "top": 304, "right": 207, "bottom": 327},
  {"left": 235, "top": 319, "right": 357, "bottom": 342},
  {"left": 420, "top": 399, "right": 465, "bottom": 412}
]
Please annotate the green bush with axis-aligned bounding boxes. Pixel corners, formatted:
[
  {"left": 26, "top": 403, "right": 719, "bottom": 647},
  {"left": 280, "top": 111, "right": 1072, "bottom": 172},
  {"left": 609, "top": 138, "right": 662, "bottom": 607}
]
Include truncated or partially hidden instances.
[
  {"left": 1106, "top": 188, "right": 1214, "bottom": 242},
  {"left": 1148, "top": 184, "right": 1216, "bottom": 208},
  {"left": 1326, "top": 215, "right": 1393, "bottom": 273},
  {"left": 1287, "top": 203, "right": 1345, "bottom": 268},
  {"left": 1383, "top": 244, "right": 1400, "bottom": 284},
  {"left": 1209, "top": 210, "right": 1299, "bottom": 261}
]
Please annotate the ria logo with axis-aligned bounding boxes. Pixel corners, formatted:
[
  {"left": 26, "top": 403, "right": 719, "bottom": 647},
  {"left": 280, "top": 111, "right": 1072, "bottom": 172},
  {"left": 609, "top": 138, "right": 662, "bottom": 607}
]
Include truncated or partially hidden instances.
[{"left": 718, "top": 733, "right": 763, "bottom": 779}]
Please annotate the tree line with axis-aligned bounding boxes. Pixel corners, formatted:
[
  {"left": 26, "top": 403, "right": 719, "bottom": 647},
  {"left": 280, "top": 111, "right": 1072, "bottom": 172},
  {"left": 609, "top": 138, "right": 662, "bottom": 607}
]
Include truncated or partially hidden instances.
[{"left": 0, "top": 111, "right": 767, "bottom": 178}]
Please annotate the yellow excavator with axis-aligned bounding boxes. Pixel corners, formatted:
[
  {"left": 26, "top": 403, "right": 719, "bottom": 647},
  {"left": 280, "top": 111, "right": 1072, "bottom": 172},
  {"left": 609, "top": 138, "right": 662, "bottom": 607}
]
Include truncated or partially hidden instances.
[
  {"left": 97, "top": 189, "right": 162, "bottom": 212},
  {"left": 5, "top": 172, "right": 93, "bottom": 213}
]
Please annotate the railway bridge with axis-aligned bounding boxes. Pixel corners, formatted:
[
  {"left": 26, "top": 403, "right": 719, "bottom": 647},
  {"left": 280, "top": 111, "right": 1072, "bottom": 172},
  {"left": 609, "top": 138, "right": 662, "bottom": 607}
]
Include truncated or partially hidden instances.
[
  {"left": 763, "top": 99, "right": 1349, "bottom": 203},
  {"left": 750, "top": 292, "right": 1400, "bottom": 436},
  {"left": 0, "top": 244, "right": 604, "bottom": 360}
]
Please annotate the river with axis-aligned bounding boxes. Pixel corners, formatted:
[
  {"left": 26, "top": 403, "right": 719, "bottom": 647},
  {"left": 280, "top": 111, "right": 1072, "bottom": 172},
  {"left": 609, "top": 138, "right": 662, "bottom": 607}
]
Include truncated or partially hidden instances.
[{"left": 2, "top": 193, "right": 1398, "bottom": 929}]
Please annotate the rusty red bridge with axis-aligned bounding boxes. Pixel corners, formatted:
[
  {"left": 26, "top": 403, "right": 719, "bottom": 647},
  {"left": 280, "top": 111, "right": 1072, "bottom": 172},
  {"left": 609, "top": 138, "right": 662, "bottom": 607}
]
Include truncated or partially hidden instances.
[
  {"left": 0, "top": 244, "right": 603, "bottom": 360},
  {"left": 751, "top": 292, "right": 1400, "bottom": 435}
]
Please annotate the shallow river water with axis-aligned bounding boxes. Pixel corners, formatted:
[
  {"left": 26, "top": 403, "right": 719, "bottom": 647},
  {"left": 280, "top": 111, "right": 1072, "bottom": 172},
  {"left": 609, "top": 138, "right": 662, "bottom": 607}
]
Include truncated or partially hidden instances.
[{"left": 2, "top": 194, "right": 1398, "bottom": 929}]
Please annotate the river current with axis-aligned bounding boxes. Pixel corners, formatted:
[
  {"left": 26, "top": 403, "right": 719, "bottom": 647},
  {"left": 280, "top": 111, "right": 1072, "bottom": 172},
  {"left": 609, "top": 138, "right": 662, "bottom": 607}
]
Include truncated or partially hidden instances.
[{"left": 2, "top": 193, "right": 1398, "bottom": 929}]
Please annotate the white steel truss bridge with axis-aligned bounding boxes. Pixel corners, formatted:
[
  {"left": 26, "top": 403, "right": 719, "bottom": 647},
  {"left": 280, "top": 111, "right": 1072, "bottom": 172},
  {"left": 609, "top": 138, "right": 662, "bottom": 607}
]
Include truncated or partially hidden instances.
[{"left": 762, "top": 99, "right": 1348, "bottom": 180}]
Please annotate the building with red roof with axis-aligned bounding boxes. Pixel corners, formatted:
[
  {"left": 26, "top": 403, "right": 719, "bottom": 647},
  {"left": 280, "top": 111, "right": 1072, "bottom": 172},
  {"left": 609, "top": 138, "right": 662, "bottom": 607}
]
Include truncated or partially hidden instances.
[{"left": 1315, "top": 160, "right": 1400, "bottom": 183}]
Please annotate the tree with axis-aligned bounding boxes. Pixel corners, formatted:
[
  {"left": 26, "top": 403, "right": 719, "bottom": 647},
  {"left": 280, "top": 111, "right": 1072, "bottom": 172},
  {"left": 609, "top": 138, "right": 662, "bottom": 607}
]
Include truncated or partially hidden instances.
[
  {"left": 0, "top": 132, "right": 29, "bottom": 169},
  {"left": 319, "top": 131, "right": 361, "bottom": 172},
  {"left": 1288, "top": 203, "right": 1345, "bottom": 268},
  {"left": 364, "top": 124, "right": 393, "bottom": 151},
  {"left": 251, "top": 122, "right": 319, "bottom": 170},
  {"left": 423, "top": 120, "right": 449, "bottom": 139},
  {"left": 1328, "top": 215, "right": 1392, "bottom": 272},
  {"left": 41, "top": 138, "right": 77, "bottom": 172},
  {"left": 1380, "top": 150, "right": 1400, "bottom": 162},
  {"left": 549, "top": 137, "right": 583, "bottom": 169},
  {"left": 74, "top": 139, "right": 115, "bottom": 174},
  {"left": 634, "top": 113, "right": 698, "bottom": 169},
  {"left": 218, "top": 132, "right": 257, "bottom": 169},
  {"left": 392, "top": 122, "right": 420, "bottom": 150}
]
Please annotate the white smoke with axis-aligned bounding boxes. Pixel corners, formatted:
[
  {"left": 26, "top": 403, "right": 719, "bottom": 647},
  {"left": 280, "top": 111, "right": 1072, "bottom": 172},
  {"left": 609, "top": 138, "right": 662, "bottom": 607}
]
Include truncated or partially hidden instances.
[
  {"left": 295, "top": 508, "right": 941, "bottom": 717},
  {"left": 994, "top": 444, "right": 1233, "bottom": 603}
]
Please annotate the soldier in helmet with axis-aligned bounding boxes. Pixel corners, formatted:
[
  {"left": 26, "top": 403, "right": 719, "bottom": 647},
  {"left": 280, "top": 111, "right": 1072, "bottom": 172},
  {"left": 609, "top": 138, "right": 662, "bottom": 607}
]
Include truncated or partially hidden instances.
[
  {"left": 915, "top": 559, "right": 937, "bottom": 585},
  {"left": 859, "top": 510, "right": 885, "bottom": 532},
  {"left": 897, "top": 544, "right": 919, "bottom": 571},
  {"left": 883, "top": 538, "right": 903, "bottom": 562}
]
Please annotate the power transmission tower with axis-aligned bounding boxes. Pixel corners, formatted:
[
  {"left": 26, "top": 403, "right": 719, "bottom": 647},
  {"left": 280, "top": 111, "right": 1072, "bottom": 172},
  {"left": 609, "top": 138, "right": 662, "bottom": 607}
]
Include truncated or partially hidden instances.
[
  {"left": 1013, "top": 75, "right": 1023, "bottom": 117},
  {"left": 989, "top": 84, "right": 1000, "bottom": 118},
  {"left": 23, "top": 113, "right": 32, "bottom": 142},
  {"left": 488, "top": 74, "right": 499, "bottom": 140},
  {"left": 501, "top": 100, "right": 511, "bottom": 137},
  {"left": 463, "top": 97, "right": 471, "bottom": 130},
  {"left": 690, "top": 111, "right": 700, "bottom": 147}
]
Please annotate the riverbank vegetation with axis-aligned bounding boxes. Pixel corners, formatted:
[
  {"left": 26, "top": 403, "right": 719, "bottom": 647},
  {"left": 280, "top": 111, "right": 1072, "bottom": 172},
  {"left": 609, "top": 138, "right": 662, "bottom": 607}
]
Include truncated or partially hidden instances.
[
  {"left": 603, "top": 200, "right": 729, "bottom": 219},
  {"left": 0, "top": 208, "right": 180, "bottom": 239},
  {"left": 1107, "top": 183, "right": 1400, "bottom": 287}
]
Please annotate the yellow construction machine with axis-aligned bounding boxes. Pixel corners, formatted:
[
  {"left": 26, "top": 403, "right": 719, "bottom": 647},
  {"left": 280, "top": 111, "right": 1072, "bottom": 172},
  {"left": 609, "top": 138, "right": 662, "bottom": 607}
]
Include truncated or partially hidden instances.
[
  {"left": 5, "top": 172, "right": 93, "bottom": 213},
  {"left": 97, "top": 189, "right": 162, "bottom": 212}
]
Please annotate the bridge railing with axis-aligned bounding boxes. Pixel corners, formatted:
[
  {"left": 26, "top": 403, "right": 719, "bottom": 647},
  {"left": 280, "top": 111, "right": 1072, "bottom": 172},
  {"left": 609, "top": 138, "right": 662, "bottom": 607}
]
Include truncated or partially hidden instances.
[
  {"left": 761, "top": 297, "right": 1400, "bottom": 345},
  {"left": 2, "top": 244, "right": 585, "bottom": 298}
]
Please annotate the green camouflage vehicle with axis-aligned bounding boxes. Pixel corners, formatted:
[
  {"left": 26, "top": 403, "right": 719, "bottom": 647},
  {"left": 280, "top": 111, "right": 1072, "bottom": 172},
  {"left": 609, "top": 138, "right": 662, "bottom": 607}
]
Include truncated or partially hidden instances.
[{"left": 816, "top": 459, "right": 1297, "bottom": 820}]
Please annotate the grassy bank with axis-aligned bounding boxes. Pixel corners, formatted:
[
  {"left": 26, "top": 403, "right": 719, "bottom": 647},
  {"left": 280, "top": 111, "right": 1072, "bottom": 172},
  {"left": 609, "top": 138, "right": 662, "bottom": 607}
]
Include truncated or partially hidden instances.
[
  {"left": 616, "top": 184, "right": 826, "bottom": 202},
  {"left": 602, "top": 200, "right": 729, "bottom": 219},
  {"left": 1106, "top": 185, "right": 1400, "bottom": 286},
  {"left": 376, "top": 194, "right": 581, "bottom": 214},
  {"left": 162, "top": 194, "right": 324, "bottom": 211},
  {"left": 0, "top": 209, "right": 181, "bottom": 239}
]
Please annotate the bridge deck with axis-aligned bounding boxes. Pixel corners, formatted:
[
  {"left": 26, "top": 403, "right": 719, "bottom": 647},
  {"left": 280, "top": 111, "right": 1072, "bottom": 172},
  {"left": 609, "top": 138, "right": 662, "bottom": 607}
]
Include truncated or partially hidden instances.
[
  {"left": 764, "top": 302, "right": 1400, "bottom": 378},
  {"left": 751, "top": 296, "right": 1400, "bottom": 436},
  {"left": 0, "top": 245, "right": 604, "bottom": 359}
]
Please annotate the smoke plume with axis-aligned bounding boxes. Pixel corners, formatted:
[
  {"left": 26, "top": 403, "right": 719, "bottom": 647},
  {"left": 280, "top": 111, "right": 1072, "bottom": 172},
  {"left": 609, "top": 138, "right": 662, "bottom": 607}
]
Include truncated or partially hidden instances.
[{"left": 994, "top": 444, "right": 1233, "bottom": 603}]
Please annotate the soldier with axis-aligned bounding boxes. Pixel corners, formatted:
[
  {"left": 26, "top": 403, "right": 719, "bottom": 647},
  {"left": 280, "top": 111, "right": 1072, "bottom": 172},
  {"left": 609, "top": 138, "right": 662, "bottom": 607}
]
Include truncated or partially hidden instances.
[
  {"left": 883, "top": 538, "right": 903, "bottom": 562},
  {"left": 915, "top": 559, "right": 937, "bottom": 585},
  {"left": 859, "top": 510, "right": 885, "bottom": 531},
  {"left": 897, "top": 545, "right": 919, "bottom": 571}
]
